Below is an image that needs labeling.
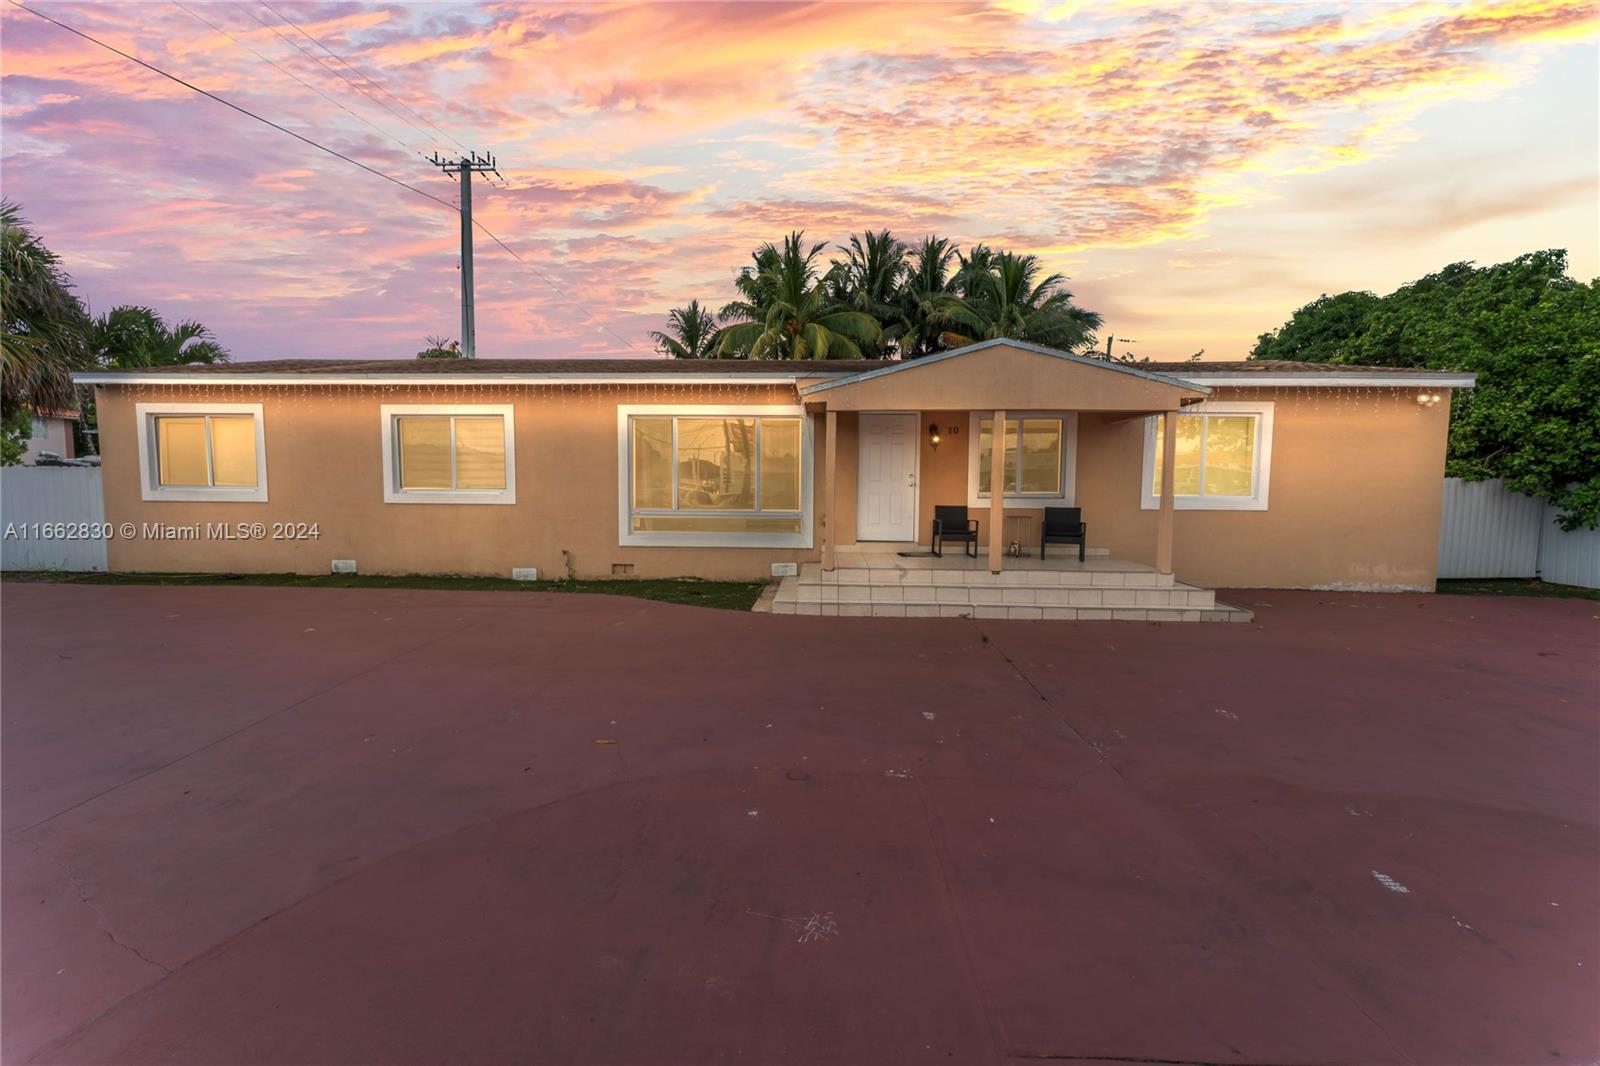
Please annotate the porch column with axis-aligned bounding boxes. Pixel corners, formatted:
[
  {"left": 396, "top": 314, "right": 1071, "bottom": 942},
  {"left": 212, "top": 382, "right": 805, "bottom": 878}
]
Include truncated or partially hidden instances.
[
  {"left": 988, "top": 408, "right": 1006, "bottom": 574},
  {"left": 1155, "top": 408, "right": 1177, "bottom": 575},
  {"left": 823, "top": 408, "right": 838, "bottom": 572}
]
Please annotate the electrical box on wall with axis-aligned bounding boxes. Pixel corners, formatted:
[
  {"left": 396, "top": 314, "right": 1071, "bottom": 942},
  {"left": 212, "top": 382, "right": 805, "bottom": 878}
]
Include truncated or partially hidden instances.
[
  {"left": 330, "top": 559, "right": 357, "bottom": 574},
  {"left": 511, "top": 568, "right": 539, "bottom": 581},
  {"left": 770, "top": 562, "right": 799, "bottom": 577}
]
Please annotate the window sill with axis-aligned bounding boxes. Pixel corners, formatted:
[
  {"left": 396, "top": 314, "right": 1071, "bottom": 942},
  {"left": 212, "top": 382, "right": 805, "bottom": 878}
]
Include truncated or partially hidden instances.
[
  {"left": 383, "top": 490, "right": 517, "bottom": 505},
  {"left": 620, "top": 529, "right": 813, "bottom": 549},
  {"left": 1140, "top": 496, "right": 1268, "bottom": 512},
  {"left": 969, "top": 494, "right": 1071, "bottom": 508},
  {"left": 141, "top": 487, "right": 269, "bottom": 503}
]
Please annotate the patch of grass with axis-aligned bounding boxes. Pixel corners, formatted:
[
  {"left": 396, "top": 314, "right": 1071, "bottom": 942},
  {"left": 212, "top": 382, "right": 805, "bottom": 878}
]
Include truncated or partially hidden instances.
[
  {"left": 1, "top": 570, "right": 769, "bottom": 611},
  {"left": 1436, "top": 578, "right": 1600, "bottom": 601}
]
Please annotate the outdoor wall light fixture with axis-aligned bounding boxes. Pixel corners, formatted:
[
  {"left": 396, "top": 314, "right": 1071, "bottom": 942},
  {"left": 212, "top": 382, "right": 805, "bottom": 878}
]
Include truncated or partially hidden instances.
[
  {"left": 929, "top": 423, "right": 942, "bottom": 448},
  {"left": 1415, "top": 392, "right": 1443, "bottom": 408}
]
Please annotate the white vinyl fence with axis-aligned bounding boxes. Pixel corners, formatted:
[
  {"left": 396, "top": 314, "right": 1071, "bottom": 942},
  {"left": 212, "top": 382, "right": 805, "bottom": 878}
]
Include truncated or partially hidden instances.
[
  {"left": 1438, "top": 477, "right": 1600, "bottom": 588},
  {"left": 0, "top": 466, "right": 108, "bottom": 572}
]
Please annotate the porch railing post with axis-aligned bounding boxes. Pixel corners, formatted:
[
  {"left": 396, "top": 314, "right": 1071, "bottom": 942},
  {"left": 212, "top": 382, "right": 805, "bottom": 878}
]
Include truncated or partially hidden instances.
[
  {"left": 989, "top": 408, "right": 1006, "bottom": 574},
  {"left": 1156, "top": 408, "right": 1177, "bottom": 575},
  {"left": 823, "top": 408, "right": 838, "bottom": 572}
]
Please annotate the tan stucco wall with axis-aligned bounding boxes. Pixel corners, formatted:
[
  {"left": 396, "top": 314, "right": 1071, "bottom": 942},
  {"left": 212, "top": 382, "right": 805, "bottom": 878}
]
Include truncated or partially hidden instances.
[
  {"left": 98, "top": 383, "right": 821, "bottom": 581},
  {"left": 96, "top": 380, "right": 1453, "bottom": 589},
  {"left": 1076, "top": 387, "right": 1452, "bottom": 590}
]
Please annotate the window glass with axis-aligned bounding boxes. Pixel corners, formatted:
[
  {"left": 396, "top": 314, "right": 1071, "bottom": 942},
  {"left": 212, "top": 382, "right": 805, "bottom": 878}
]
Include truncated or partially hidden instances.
[
  {"left": 453, "top": 417, "right": 506, "bottom": 490},
  {"left": 759, "top": 418, "right": 802, "bottom": 512},
  {"left": 156, "top": 417, "right": 209, "bottom": 486},
  {"left": 978, "top": 419, "right": 995, "bottom": 495},
  {"left": 632, "top": 417, "right": 674, "bottom": 510},
  {"left": 979, "top": 417, "right": 1063, "bottom": 496},
  {"left": 676, "top": 417, "right": 756, "bottom": 511},
  {"left": 398, "top": 417, "right": 452, "bottom": 490},
  {"left": 1018, "top": 419, "right": 1062, "bottom": 494},
  {"left": 1154, "top": 413, "right": 1255, "bottom": 497},
  {"left": 628, "top": 414, "right": 804, "bottom": 535},
  {"left": 208, "top": 416, "right": 258, "bottom": 487},
  {"left": 1202, "top": 416, "right": 1255, "bottom": 496}
]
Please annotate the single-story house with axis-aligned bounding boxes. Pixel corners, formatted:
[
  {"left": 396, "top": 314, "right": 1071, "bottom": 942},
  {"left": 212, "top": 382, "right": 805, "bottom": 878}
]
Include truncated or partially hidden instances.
[
  {"left": 77, "top": 340, "right": 1473, "bottom": 617},
  {"left": 18, "top": 407, "right": 81, "bottom": 464}
]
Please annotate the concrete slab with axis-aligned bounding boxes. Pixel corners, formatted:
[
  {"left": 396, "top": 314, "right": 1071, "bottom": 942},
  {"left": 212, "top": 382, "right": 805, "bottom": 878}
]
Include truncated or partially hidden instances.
[{"left": 3, "top": 583, "right": 1596, "bottom": 1064}]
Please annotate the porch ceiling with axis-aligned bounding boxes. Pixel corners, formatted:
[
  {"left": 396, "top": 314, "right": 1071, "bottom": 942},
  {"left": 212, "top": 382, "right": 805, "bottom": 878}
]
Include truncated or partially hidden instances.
[{"left": 798, "top": 339, "right": 1209, "bottom": 412}]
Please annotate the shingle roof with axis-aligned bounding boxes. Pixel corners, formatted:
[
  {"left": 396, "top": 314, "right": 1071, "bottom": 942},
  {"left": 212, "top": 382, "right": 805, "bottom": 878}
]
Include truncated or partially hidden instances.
[
  {"left": 91, "top": 356, "right": 1453, "bottom": 377},
  {"left": 100, "top": 358, "right": 884, "bottom": 376},
  {"left": 1142, "top": 360, "right": 1437, "bottom": 375}
]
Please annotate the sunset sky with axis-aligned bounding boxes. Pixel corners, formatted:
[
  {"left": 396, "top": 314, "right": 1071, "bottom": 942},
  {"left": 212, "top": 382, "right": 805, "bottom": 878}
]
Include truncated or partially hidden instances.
[{"left": 2, "top": 0, "right": 1596, "bottom": 363}]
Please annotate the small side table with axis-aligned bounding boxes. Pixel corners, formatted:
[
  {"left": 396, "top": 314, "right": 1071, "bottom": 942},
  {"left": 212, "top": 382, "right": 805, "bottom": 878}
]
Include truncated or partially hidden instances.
[{"left": 1004, "top": 513, "right": 1036, "bottom": 558}]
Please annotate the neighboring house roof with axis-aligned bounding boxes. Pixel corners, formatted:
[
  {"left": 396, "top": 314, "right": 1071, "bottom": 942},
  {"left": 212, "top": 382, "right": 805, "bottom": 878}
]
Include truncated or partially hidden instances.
[{"left": 72, "top": 347, "right": 1476, "bottom": 389}]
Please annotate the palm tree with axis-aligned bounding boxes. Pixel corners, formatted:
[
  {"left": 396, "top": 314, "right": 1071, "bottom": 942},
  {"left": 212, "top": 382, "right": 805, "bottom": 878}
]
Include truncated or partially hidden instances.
[
  {"left": 827, "top": 230, "right": 907, "bottom": 358},
  {"left": 1, "top": 201, "right": 90, "bottom": 418},
  {"left": 937, "top": 251, "right": 1101, "bottom": 353},
  {"left": 716, "top": 232, "right": 881, "bottom": 360},
  {"left": 897, "top": 235, "right": 960, "bottom": 359},
  {"left": 92, "top": 305, "right": 228, "bottom": 368},
  {"left": 649, "top": 300, "right": 722, "bottom": 359}
]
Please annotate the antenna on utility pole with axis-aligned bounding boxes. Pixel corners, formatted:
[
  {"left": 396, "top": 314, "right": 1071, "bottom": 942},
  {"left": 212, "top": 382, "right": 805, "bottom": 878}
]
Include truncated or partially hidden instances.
[
  {"left": 1103, "top": 334, "right": 1139, "bottom": 361},
  {"left": 429, "top": 150, "right": 503, "bottom": 358}
]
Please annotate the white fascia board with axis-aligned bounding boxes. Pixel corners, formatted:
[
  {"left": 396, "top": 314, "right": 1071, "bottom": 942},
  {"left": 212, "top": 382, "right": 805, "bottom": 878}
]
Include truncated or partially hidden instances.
[
  {"left": 1179, "top": 373, "right": 1477, "bottom": 388},
  {"left": 74, "top": 372, "right": 807, "bottom": 386}
]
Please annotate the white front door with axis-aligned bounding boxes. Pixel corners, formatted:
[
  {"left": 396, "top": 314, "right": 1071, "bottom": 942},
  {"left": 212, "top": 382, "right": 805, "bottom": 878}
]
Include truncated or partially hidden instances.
[{"left": 857, "top": 413, "right": 918, "bottom": 541}]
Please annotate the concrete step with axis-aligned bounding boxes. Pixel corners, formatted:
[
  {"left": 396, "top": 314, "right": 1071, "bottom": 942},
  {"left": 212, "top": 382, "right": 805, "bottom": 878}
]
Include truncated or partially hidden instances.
[
  {"left": 770, "top": 576, "right": 1228, "bottom": 618},
  {"left": 796, "top": 563, "right": 1176, "bottom": 589}
]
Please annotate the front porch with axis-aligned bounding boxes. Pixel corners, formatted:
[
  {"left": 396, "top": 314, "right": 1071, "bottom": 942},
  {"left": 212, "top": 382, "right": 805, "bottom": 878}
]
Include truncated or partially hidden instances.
[
  {"left": 801, "top": 341, "right": 1203, "bottom": 585},
  {"left": 769, "top": 543, "right": 1251, "bottom": 621}
]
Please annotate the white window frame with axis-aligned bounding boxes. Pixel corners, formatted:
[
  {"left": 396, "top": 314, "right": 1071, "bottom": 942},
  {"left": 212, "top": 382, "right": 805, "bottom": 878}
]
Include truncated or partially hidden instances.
[
  {"left": 967, "top": 411, "right": 1077, "bottom": 507},
  {"left": 616, "top": 404, "right": 813, "bottom": 548},
  {"left": 380, "top": 404, "right": 516, "bottom": 505},
  {"left": 136, "top": 402, "right": 268, "bottom": 503},
  {"left": 1140, "top": 400, "right": 1274, "bottom": 511}
]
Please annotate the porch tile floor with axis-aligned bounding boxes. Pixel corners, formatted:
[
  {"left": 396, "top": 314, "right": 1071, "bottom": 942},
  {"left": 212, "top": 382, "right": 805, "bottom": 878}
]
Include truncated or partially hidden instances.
[{"left": 768, "top": 544, "right": 1252, "bottom": 623}]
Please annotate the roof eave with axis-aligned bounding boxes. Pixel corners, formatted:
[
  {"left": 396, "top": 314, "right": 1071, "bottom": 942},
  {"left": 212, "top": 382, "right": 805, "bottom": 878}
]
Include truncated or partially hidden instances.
[
  {"left": 798, "top": 338, "right": 1212, "bottom": 397},
  {"left": 73, "top": 371, "right": 810, "bottom": 386}
]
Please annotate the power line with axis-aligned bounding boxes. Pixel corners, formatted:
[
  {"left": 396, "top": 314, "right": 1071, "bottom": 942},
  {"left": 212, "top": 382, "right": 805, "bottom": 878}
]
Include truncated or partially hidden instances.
[
  {"left": 231, "top": 2, "right": 441, "bottom": 154},
  {"left": 171, "top": 1, "right": 425, "bottom": 162},
  {"left": 8, "top": 0, "right": 455, "bottom": 211},
  {"left": 256, "top": 0, "right": 475, "bottom": 161},
  {"left": 7, "top": 0, "right": 637, "bottom": 352}
]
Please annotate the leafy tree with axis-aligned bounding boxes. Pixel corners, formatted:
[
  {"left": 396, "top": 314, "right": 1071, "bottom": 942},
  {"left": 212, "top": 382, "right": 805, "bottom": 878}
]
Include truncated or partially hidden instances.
[
  {"left": 898, "top": 236, "right": 960, "bottom": 359},
  {"left": 1251, "top": 250, "right": 1600, "bottom": 529},
  {"left": 91, "top": 305, "right": 228, "bottom": 368},
  {"left": 648, "top": 301, "right": 721, "bottom": 359},
  {"left": 827, "top": 230, "right": 908, "bottom": 358},
  {"left": 936, "top": 250, "right": 1101, "bottom": 352},
  {"left": 1, "top": 407, "right": 32, "bottom": 466},
  {"left": 1249, "top": 291, "right": 1383, "bottom": 363},
  {"left": 716, "top": 232, "right": 881, "bottom": 360},
  {"left": 417, "top": 335, "right": 462, "bottom": 359},
  {"left": 1, "top": 201, "right": 90, "bottom": 418}
]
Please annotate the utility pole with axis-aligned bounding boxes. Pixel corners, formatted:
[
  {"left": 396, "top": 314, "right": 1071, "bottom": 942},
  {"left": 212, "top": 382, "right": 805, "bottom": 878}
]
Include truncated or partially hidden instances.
[
  {"left": 1103, "top": 334, "right": 1138, "bottom": 361},
  {"left": 429, "top": 151, "right": 502, "bottom": 358}
]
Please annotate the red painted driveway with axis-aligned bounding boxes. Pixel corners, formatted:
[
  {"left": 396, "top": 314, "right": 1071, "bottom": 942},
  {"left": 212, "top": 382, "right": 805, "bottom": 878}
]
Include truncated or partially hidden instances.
[{"left": 3, "top": 583, "right": 1596, "bottom": 1065}]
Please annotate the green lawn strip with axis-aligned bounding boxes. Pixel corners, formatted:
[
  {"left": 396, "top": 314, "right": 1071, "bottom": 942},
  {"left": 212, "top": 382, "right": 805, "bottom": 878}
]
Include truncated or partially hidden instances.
[
  {"left": 1, "top": 570, "right": 768, "bottom": 611},
  {"left": 1436, "top": 578, "right": 1600, "bottom": 601}
]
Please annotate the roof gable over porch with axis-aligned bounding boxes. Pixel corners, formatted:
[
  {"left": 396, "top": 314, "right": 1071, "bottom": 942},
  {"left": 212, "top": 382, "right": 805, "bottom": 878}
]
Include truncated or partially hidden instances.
[{"left": 797, "top": 339, "right": 1209, "bottom": 412}]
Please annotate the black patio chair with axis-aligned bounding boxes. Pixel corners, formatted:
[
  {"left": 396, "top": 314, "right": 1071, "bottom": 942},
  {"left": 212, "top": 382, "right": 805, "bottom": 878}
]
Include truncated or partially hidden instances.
[
  {"left": 1041, "top": 507, "right": 1087, "bottom": 562},
  {"left": 932, "top": 505, "right": 979, "bottom": 558}
]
